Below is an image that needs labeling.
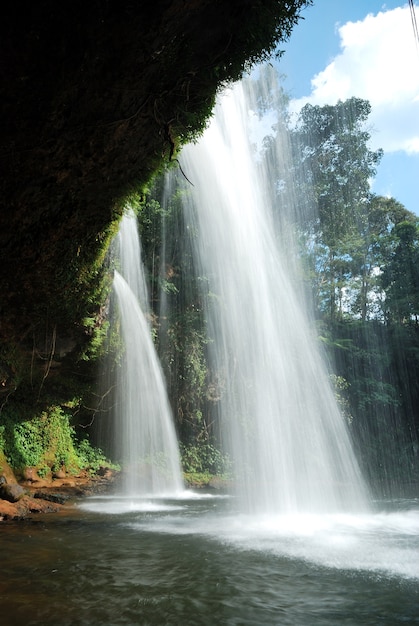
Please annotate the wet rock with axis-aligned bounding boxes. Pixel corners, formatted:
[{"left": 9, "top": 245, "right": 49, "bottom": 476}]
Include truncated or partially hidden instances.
[
  {"left": 27, "top": 498, "right": 60, "bottom": 514},
  {"left": 96, "top": 466, "right": 114, "bottom": 479},
  {"left": 34, "top": 491, "right": 68, "bottom": 505},
  {"left": 0, "top": 482, "right": 26, "bottom": 502}
]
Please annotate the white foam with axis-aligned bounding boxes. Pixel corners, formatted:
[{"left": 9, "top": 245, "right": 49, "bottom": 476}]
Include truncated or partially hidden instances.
[
  {"left": 127, "top": 508, "right": 419, "bottom": 580},
  {"left": 78, "top": 496, "right": 184, "bottom": 515}
]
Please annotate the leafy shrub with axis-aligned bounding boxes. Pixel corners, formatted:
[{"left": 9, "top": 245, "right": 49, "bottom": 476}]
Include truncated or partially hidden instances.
[
  {"left": 0, "top": 402, "right": 115, "bottom": 475},
  {"left": 180, "top": 442, "right": 231, "bottom": 477},
  {"left": 75, "top": 437, "right": 118, "bottom": 473}
]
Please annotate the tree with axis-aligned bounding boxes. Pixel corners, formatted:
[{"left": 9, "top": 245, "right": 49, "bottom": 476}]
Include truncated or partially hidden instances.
[
  {"left": 290, "top": 98, "right": 383, "bottom": 320},
  {"left": 381, "top": 220, "right": 419, "bottom": 324},
  {"left": 349, "top": 196, "right": 416, "bottom": 321},
  {"left": 254, "top": 79, "right": 419, "bottom": 490}
]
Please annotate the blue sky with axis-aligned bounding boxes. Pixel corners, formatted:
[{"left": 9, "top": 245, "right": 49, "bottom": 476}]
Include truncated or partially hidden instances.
[{"left": 276, "top": 1, "right": 419, "bottom": 215}]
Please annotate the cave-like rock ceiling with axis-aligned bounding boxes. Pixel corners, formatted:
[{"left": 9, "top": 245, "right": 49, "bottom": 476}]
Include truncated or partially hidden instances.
[{"left": 0, "top": 0, "right": 307, "bottom": 357}]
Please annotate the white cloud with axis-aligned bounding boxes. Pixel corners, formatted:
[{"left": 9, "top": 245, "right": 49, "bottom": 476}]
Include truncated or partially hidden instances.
[{"left": 290, "top": 6, "right": 419, "bottom": 154}]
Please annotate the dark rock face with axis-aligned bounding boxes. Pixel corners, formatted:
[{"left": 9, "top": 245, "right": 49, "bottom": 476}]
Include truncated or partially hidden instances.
[
  {"left": 1, "top": 2, "right": 207, "bottom": 348},
  {"left": 0, "top": 1, "right": 307, "bottom": 388}
]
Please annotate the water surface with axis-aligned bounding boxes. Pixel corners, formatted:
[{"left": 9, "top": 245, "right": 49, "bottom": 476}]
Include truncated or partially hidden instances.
[{"left": 1, "top": 493, "right": 418, "bottom": 625}]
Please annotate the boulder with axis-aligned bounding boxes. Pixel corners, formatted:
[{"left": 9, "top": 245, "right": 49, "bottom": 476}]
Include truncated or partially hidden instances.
[
  {"left": 0, "top": 482, "right": 26, "bottom": 503},
  {"left": 22, "top": 467, "right": 39, "bottom": 482}
]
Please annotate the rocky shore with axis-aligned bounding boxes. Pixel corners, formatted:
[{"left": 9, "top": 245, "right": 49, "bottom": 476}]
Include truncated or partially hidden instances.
[
  {"left": 0, "top": 462, "right": 233, "bottom": 521},
  {"left": 0, "top": 460, "right": 118, "bottom": 522}
]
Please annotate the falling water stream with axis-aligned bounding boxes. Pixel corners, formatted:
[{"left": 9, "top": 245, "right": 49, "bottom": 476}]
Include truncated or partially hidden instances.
[
  {"left": 179, "top": 80, "right": 368, "bottom": 515},
  {"left": 2, "top": 80, "right": 417, "bottom": 625},
  {"left": 109, "top": 211, "right": 183, "bottom": 496}
]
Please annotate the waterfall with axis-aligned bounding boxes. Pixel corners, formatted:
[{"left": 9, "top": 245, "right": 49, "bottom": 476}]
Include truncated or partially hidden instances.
[
  {"left": 178, "top": 78, "right": 369, "bottom": 514},
  {"left": 110, "top": 210, "right": 183, "bottom": 496}
]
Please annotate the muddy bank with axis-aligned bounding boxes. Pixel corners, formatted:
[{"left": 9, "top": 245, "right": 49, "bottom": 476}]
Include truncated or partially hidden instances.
[
  {"left": 0, "top": 448, "right": 232, "bottom": 521},
  {"left": 0, "top": 468, "right": 118, "bottom": 522}
]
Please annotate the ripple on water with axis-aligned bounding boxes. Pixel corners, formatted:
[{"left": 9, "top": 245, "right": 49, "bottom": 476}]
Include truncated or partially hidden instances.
[{"left": 0, "top": 498, "right": 418, "bottom": 625}]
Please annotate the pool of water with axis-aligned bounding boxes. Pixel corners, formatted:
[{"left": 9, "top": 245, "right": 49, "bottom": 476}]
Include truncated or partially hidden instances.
[{"left": 1, "top": 493, "right": 418, "bottom": 625}]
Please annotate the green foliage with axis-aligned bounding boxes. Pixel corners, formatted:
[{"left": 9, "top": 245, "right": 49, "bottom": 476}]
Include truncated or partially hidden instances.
[
  {"left": 14, "top": 421, "right": 44, "bottom": 468},
  {"left": 269, "top": 93, "right": 418, "bottom": 324},
  {"left": 0, "top": 401, "right": 114, "bottom": 475},
  {"left": 166, "top": 317, "right": 210, "bottom": 432},
  {"left": 138, "top": 176, "right": 220, "bottom": 444},
  {"left": 155, "top": 1, "right": 313, "bottom": 147},
  {"left": 80, "top": 316, "right": 110, "bottom": 361},
  {"left": 324, "top": 319, "right": 419, "bottom": 490},
  {"left": 294, "top": 99, "right": 382, "bottom": 230},
  {"left": 0, "top": 405, "right": 76, "bottom": 470},
  {"left": 381, "top": 220, "right": 419, "bottom": 324},
  {"left": 75, "top": 437, "right": 118, "bottom": 473},
  {"left": 37, "top": 465, "right": 50, "bottom": 478},
  {"left": 290, "top": 99, "right": 382, "bottom": 319},
  {"left": 330, "top": 374, "right": 353, "bottom": 424},
  {"left": 180, "top": 442, "right": 231, "bottom": 478},
  {"left": 255, "top": 87, "right": 419, "bottom": 489}
]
